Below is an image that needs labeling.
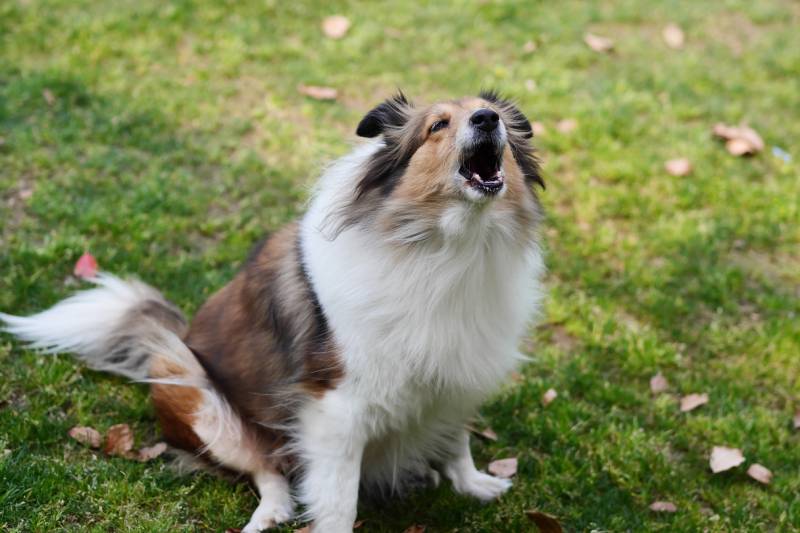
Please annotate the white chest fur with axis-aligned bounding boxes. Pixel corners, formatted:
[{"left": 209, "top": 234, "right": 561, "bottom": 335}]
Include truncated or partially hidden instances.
[{"left": 300, "top": 143, "right": 543, "bottom": 434}]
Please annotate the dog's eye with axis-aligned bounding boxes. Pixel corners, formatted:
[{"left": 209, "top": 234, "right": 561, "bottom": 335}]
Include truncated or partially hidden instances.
[{"left": 430, "top": 120, "right": 449, "bottom": 133}]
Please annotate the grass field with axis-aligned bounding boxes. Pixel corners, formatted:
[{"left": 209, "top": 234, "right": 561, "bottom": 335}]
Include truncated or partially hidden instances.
[{"left": 1, "top": 1, "right": 799, "bottom": 531}]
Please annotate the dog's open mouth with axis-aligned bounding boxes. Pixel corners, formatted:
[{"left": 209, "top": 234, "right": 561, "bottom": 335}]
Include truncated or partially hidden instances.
[{"left": 459, "top": 142, "right": 504, "bottom": 195}]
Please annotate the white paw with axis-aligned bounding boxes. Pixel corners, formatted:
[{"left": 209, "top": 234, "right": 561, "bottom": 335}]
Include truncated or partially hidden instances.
[
  {"left": 452, "top": 470, "right": 512, "bottom": 502},
  {"left": 241, "top": 499, "right": 294, "bottom": 532}
]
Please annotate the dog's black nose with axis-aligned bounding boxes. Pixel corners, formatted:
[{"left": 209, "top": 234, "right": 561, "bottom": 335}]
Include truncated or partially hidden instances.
[{"left": 470, "top": 109, "right": 500, "bottom": 132}]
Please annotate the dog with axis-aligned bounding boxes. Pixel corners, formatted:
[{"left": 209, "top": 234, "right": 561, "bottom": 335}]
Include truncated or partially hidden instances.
[{"left": 1, "top": 91, "right": 545, "bottom": 532}]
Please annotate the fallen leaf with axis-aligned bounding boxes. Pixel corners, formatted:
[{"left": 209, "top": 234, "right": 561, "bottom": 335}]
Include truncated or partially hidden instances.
[
  {"left": 480, "top": 427, "right": 498, "bottom": 441},
  {"left": 712, "top": 123, "right": 764, "bottom": 156},
  {"left": 709, "top": 446, "right": 745, "bottom": 473},
  {"left": 584, "top": 33, "right": 614, "bottom": 53},
  {"left": 532, "top": 122, "right": 546, "bottom": 136},
  {"left": 18, "top": 188, "right": 33, "bottom": 200},
  {"left": 680, "top": 393, "right": 708, "bottom": 412},
  {"left": 43, "top": 88, "right": 56, "bottom": 105},
  {"left": 650, "top": 372, "right": 669, "bottom": 394},
  {"left": 74, "top": 252, "right": 99, "bottom": 279},
  {"left": 297, "top": 84, "right": 338, "bottom": 101},
  {"left": 68, "top": 426, "right": 102, "bottom": 448},
  {"left": 664, "top": 158, "right": 692, "bottom": 177},
  {"left": 649, "top": 501, "right": 677, "bottom": 512},
  {"left": 292, "top": 528, "right": 309, "bottom": 533},
  {"left": 105, "top": 423, "right": 134, "bottom": 457},
  {"left": 542, "top": 388, "right": 558, "bottom": 406},
  {"left": 225, "top": 529, "right": 241, "bottom": 533},
  {"left": 525, "top": 510, "right": 564, "bottom": 533},
  {"left": 746, "top": 463, "right": 772, "bottom": 485},
  {"left": 353, "top": 520, "right": 364, "bottom": 529},
  {"left": 138, "top": 442, "right": 168, "bottom": 461},
  {"left": 510, "top": 371, "right": 524, "bottom": 383},
  {"left": 402, "top": 526, "right": 426, "bottom": 533},
  {"left": 322, "top": 15, "right": 350, "bottom": 39},
  {"left": 488, "top": 457, "right": 517, "bottom": 479},
  {"left": 523, "top": 40, "right": 537, "bottom": 53},
  {"left": 662, "top": 24, "right": 685, "bottom": 49},
  {"left": 794, "top": 410, "right": 800, "bottom": 430},
  {"left": 556, "top": 119, "right": 577, "bottom": 134}
]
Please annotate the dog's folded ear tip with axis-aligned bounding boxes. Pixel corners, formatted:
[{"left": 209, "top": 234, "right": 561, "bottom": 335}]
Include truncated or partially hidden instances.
[
  {"left": 356, "top": 95, "right": 411, "bottom": 138},
  {"left": 356, "top": 119, "right": 382, "bottom": 138}
]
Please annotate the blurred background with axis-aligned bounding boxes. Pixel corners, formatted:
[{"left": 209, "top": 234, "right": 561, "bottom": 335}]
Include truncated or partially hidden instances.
[{"left": 1, "top": 1, "right": 798, "bottom": 531}]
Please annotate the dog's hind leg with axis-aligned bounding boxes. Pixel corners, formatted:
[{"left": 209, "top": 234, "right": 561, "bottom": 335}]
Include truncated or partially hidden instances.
[{"left": 149, "top": 349, "right": 293, "bottom": 531}]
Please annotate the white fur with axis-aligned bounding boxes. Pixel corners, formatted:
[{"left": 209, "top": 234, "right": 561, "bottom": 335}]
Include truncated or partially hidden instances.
[
  {"left": 297, "top": 141, "right": 544, "bottom": 531},
  {"left": 0, "top": 274, "right": 164, "bottom": 379}
]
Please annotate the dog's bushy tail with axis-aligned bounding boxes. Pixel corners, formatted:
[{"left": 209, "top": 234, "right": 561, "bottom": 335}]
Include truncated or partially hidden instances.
[{"left": 0, "top": 274, "right": 188, "bottom": 380}]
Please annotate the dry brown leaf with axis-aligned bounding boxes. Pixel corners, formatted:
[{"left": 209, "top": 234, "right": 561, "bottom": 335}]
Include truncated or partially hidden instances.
[
  {"left": 523, "top": 41, "right": 537, "bottom": 53},
  {"left": 650, "top": 372, "right": 669, "bottom": 394},
  {"left": 532, "top": 122, "right": 546, "bottom": 136},
  {"left": 467, "top": 423, "right": 498, "bottom": 441},
  {"left": 138, "top": 442, "right": 168, "bottom": 462},
  {"left": 680, "top": 393, "right": 708, "bottom": 412},
  {"left": 480, "top": 427, "right": 498, "bottom": 441},
  {"left": 225, "top": 529, "right": 241, "bottom": 533},
  {"left": 725, "top": 138, "right": 753, "bottom": 156},
  {"left": 353, "top": 520, "right": 364, "bottom": 529},
  {"left": 43, "top": 89, "right": 56, "bottom": 105},
  {"left": 525, "top": 510, "right": 564, "bottom": 533},
  {"left": 662, "top": 24, "right": 685, "bottom": 49},
  {"left": 105, "top": 423, "right": 134, "bottom": 456},
  {"left": 297, "top": 84, "right": 338, "bottom": 101},
  {"left": 292, "top": 528, "right": 309, "bottom": 533},
  {"left": 542, "top": 388, "right": 558, "bottom": 406},
  {"left": 487, "top": 457, "right": 518, "bottom": 479},
  {"left": 794, "top": 410, "right": 800, "bottom": 430},
  {"left": 402, "top": 525, "right": 426, "bottom": 533},
  {"left": 649, "top": 501, "right": 677, "bottom": 512},
  {"left": 713, "top": 123, "right": 764, "bottom": 156},
  {"left": 710, "top": 446, "right": 745, "bottom": 473},
  {"left": 665, "top": 158, "right": 692, "bottom": 177},
  {"left": 68, "top": 426, "right": 102, "bottom": 448},
  {"left": 747, "top": 463, "right": 772, "bottom": 484},
  {"left": 584, "top": 33, "right": 614, "bottom": 53},
  {"left": 556, "top": 119, "right": 577, "bottom": 134},
  {"left": 322, "top": 15, "right": 350, "bottom": 39}
]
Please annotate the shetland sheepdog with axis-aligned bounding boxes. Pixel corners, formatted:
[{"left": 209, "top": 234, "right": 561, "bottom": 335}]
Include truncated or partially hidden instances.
[{"left": 1, "top": 91, "right": 545, "bottom": 532}]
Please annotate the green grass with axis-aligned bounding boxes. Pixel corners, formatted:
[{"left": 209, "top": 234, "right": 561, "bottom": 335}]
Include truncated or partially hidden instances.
[{"left": 1, "top": 0, "right": 799, "bottom": 531}]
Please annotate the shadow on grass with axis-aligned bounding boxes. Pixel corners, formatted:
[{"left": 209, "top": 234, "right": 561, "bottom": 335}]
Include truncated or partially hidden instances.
[{"left": 0, "top": 65, "right": 303, "bottom": 314}]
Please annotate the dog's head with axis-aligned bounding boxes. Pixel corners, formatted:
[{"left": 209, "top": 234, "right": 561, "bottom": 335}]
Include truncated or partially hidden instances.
[
  {"left": 355, "top": 91, "right": 542, "bottom": 203},
  {"left": 327, "top": 92, "right": 542, "bottom": 244}
]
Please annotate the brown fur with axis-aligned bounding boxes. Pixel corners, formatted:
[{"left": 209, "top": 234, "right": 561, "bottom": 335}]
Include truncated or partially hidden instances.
[
  {"left": 181, "top": 223, "right": 341, "bottom": 444},
  {"left": 150, "top": 355, "right": 205, "bottom": 452}
]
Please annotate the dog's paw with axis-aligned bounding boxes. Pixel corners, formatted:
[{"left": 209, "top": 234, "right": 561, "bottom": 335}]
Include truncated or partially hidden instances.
[
  {"left": 451, "top": 471, "right": 512, "bottom": 502},
  {"left": 241, "top": 498, "right": 294, "bottom": 532}
]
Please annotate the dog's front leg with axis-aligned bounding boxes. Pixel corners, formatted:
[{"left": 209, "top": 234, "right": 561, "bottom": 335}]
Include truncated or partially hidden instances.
[
  {"left": 298, "top": 390, "right": 366, "bottom": 533},
  {"left": 443, "top": 429, "right": 512, "bottom": 501}
]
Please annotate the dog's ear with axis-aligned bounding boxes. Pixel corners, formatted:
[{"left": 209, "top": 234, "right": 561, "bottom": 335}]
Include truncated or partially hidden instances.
[
  {"left": 479, "top": 90, "right": 533, "bottom": 139},
  {"left": 356, "top": 92, "right": 412, "bottom": 138}
]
